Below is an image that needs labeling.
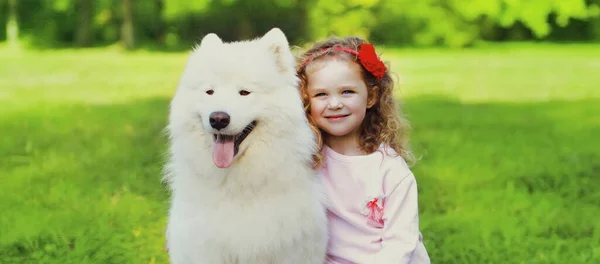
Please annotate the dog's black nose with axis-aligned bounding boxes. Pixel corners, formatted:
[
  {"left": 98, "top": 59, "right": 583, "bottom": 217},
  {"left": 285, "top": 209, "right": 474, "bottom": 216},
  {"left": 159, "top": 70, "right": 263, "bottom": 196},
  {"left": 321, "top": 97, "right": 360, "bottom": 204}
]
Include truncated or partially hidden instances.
[{"left": 209, "top": 111, "right": 230, "bottom": 130}]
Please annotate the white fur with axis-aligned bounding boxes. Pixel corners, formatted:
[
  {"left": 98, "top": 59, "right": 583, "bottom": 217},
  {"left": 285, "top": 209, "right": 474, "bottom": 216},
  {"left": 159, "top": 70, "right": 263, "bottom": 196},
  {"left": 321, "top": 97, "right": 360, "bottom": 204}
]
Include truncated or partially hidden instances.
[{"left": 163, "top": 28, "right": 328, "bottom": 264}]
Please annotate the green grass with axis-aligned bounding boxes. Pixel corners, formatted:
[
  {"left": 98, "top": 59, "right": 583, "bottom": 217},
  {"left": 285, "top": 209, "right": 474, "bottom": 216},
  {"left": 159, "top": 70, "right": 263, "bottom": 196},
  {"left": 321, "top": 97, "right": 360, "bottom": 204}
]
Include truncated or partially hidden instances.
[{"left": 1, "top": 43, "right": 599, "bottom": 263}]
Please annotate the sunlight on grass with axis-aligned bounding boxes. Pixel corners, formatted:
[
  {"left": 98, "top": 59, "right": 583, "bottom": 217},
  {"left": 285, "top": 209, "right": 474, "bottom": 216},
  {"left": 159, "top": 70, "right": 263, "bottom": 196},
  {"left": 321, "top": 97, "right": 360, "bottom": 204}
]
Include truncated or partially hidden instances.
[
  {"left": 0, "top": 48, "right": 188, "bottom": 111},
  {"left": 383, "top": 43, "right": 600, "bottom": 103}
]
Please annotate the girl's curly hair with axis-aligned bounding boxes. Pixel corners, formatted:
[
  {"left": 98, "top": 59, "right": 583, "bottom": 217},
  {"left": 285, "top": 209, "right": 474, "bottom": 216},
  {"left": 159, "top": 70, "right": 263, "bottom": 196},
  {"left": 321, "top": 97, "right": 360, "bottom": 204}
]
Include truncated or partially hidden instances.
[{"left": 295, "top": 36, "right": 415, "bottom": 168}]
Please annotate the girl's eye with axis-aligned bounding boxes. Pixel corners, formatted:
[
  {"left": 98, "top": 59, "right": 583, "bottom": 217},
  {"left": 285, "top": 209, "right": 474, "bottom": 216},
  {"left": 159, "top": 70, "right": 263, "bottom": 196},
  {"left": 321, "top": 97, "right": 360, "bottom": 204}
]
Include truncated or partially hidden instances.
[
  {"left": 314, "top": 93, "right": 326, "bottom": 97},
  {"left": 342, "top": 90, "right": 354, "bottom": 94},
  {"left": 239, "top": 90, "right": 251, "bottom": 96},
  {"left": 206, "top": 89, "right": 214, "bottom": 95}
]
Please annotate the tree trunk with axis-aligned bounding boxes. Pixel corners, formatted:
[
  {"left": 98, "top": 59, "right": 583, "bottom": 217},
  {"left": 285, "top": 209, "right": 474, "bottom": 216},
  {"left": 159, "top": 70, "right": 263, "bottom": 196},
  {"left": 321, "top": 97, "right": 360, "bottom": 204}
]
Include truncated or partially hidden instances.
[
  {"left": 7, "top": 0, "right": 19, "bottom": 48},
  {"left": 234, "top": 1, "right": 254, "bottom": 41},
  {"left": 235, "top": 14, "right": 254, "bottom": 40},
  {"left": 590, "top": 17, "right": 600, "bottom": 42},
  {"left": 75, "top": 0, "right": 94, "bottom": 47},
  {"left": 121, "top": 0, "right": 135, "bottom": 50},
  {"left": 155, "top": 0, "right": 166, "bottom": 45}
]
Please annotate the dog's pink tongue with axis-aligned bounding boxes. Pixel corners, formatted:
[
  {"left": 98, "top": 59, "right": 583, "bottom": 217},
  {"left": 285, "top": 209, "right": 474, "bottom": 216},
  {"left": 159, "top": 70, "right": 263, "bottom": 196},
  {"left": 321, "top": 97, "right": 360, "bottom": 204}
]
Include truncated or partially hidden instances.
[{"left": 212, "top": 141, "right": 234, "bottom": 168}]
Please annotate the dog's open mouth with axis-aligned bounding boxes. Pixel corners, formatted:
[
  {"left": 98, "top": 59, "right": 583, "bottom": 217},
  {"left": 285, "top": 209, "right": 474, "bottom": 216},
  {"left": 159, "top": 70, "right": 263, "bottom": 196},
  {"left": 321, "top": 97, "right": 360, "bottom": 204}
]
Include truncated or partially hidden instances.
[{"left": 211, "top": 121, "right": 257, "bottom": 168}]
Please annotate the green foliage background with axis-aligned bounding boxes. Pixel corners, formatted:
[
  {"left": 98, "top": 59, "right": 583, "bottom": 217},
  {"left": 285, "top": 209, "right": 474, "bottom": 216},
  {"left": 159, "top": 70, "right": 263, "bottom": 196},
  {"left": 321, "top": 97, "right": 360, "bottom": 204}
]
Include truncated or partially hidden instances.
[{"left": 1, "top": 0, "right": 600, "bottom": 49}]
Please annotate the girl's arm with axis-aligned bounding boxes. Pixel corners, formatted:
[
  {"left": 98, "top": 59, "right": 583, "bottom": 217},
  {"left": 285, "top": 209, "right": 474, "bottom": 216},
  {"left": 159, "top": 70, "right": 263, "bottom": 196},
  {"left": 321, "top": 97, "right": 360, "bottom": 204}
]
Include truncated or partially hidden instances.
[{"left": 373, "top": 172, "right": 430, "bottom": 263}]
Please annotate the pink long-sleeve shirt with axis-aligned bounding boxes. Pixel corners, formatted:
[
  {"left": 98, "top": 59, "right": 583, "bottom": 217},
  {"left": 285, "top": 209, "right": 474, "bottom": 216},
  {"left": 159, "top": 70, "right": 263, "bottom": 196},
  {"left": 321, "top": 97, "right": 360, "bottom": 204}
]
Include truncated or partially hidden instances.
[{"left": 319, "top": 145, "right": 431, "bottom": 264}]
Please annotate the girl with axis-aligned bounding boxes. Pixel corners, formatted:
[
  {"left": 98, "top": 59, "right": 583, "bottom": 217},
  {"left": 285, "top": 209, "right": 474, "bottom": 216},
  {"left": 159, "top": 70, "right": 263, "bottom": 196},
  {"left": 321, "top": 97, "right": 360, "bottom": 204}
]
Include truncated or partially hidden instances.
[{"left": 296, "top": 37, "right": 431, "bottom": 264}]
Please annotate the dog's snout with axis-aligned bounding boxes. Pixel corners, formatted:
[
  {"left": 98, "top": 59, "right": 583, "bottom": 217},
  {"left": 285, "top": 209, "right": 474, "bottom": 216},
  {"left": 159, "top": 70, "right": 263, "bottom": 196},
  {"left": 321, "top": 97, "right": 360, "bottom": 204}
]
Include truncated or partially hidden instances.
[{"left": 209, "top": 111, "right": 230, "bottom": 130}]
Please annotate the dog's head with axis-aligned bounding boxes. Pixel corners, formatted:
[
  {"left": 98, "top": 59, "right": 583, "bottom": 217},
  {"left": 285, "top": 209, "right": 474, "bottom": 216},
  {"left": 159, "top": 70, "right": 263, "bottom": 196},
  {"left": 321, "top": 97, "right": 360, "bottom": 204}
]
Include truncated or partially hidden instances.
[{"left": 169, "top": 28, "right": 307, "bottom": 169}]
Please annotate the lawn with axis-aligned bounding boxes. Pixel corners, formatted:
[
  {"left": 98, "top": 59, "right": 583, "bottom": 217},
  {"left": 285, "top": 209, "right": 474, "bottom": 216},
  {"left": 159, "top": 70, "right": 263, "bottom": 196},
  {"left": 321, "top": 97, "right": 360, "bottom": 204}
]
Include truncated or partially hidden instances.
[{"left": 1, "top": 43, "right": 599, "bottom": 263}]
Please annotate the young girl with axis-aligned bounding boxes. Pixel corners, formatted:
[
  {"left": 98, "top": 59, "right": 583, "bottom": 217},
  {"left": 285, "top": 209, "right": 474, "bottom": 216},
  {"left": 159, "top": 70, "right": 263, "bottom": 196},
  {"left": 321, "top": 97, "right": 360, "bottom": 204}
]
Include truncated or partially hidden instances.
[{"left": 296, "top": 37, "right": 431, "bottom": 264}]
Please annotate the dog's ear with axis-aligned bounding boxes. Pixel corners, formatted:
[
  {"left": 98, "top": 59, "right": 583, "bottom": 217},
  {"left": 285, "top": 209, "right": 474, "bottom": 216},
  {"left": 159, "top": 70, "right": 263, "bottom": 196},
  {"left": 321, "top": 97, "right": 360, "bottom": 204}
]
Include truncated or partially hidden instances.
[
  {"left": 196, "top": 33, "right": 222, "bottom": 50},
  {"left": 261, "top": 28, "right": 294, "bottom": 73}
]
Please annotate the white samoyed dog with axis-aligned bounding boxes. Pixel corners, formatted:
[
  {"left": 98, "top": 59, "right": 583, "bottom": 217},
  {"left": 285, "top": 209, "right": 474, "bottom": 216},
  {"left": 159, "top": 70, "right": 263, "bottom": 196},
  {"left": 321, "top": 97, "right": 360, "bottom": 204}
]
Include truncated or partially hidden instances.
[{"left": 163, "top": 28, "right": 328, "bottom": 264}]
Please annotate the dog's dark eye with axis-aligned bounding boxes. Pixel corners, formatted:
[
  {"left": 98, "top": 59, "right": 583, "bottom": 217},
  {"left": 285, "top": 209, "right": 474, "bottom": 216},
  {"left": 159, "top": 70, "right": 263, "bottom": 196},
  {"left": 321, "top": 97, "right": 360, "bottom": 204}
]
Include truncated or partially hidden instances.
[
  {"left": 239, "top": 90, "right": 251, "bottom": 96},
  {"left": 206, "top": 89, "right": 214, "bottom": 95}
]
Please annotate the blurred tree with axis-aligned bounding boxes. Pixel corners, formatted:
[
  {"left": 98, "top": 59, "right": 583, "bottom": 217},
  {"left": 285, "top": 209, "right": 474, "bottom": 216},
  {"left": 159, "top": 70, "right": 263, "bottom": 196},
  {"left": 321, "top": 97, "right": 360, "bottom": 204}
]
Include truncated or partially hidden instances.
[
  {"left": 6, "top": 0, "right": 19, "bottom": 48},
  {"left": 75, "top": 0, "right": 94, "bottom": 47},
  {"left": 121, "top": 0, "right": 135, "bottom": 50},
  {"left": 1, "top": 0, "right": 599, "bottom": 49},
  {"left": 589, "top": 0, "right": 600, "bottom": 40},
  {"left": 161, "top": 0, "right": 309, "bottom": 47},
  {"left": 307, "top": 0, "right": 379, "bottom": 40},
  {"left": 155, "top": 0, "right": 166, "bottom": 45},
  {"left": 163, "top": 0, "right": 211, "bottom": 19},
  {"left": 370, "top": 0, "right": 599, "bottom": 47}
]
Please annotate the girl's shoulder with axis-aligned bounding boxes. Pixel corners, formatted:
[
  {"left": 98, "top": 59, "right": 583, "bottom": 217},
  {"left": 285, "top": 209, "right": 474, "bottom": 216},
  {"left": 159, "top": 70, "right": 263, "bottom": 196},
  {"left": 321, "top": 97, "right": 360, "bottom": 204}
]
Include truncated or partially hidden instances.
[
  {"left": 377, "top": 144, "right": 410, "bottom": 168},
  {"left": 376, "top": 144, "right": 415, "bottom": 188}
]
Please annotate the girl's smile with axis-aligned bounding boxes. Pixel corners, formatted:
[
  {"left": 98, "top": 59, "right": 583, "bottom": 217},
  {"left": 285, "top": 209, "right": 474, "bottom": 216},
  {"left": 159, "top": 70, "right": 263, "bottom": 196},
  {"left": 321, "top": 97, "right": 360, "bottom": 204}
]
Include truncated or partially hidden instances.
[{"left": 325, "top": 114, "right": 350, "bottom": 122}]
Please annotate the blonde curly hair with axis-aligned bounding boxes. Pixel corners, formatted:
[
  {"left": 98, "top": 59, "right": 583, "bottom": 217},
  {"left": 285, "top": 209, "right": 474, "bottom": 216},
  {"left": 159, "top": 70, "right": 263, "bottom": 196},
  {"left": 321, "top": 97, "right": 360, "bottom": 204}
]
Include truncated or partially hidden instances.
[{"left": 296, "top": 36, "right": 415, "bottom": 168}]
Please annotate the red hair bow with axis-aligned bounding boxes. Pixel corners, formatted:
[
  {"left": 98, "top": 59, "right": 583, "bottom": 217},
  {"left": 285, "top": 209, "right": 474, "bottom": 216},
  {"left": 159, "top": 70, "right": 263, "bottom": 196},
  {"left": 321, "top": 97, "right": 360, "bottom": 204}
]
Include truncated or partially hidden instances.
[{"left": 357, "top": 43, "right": 387, "bottom": 80}]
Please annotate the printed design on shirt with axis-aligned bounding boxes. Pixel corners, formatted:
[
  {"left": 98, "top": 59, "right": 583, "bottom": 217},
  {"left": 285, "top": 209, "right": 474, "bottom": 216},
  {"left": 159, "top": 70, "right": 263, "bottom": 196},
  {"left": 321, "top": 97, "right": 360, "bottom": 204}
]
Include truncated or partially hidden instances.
[{"left": 360, "top": 194, "right": 385, "bottom": 225}]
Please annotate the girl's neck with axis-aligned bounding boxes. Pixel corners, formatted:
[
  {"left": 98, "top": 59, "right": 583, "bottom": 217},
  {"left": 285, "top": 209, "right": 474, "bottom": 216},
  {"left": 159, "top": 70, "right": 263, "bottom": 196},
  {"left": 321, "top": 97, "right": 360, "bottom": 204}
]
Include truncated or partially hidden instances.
[{"left": 324, "top": 132, "right": 367, "bottom": 156}]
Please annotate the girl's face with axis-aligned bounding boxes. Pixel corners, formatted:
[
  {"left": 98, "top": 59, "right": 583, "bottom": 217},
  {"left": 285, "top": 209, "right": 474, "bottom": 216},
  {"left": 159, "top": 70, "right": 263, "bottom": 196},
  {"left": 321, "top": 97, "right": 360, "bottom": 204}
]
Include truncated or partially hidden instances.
[{"left": 306, "top": 58, "right": 376, "bottom": 141}]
